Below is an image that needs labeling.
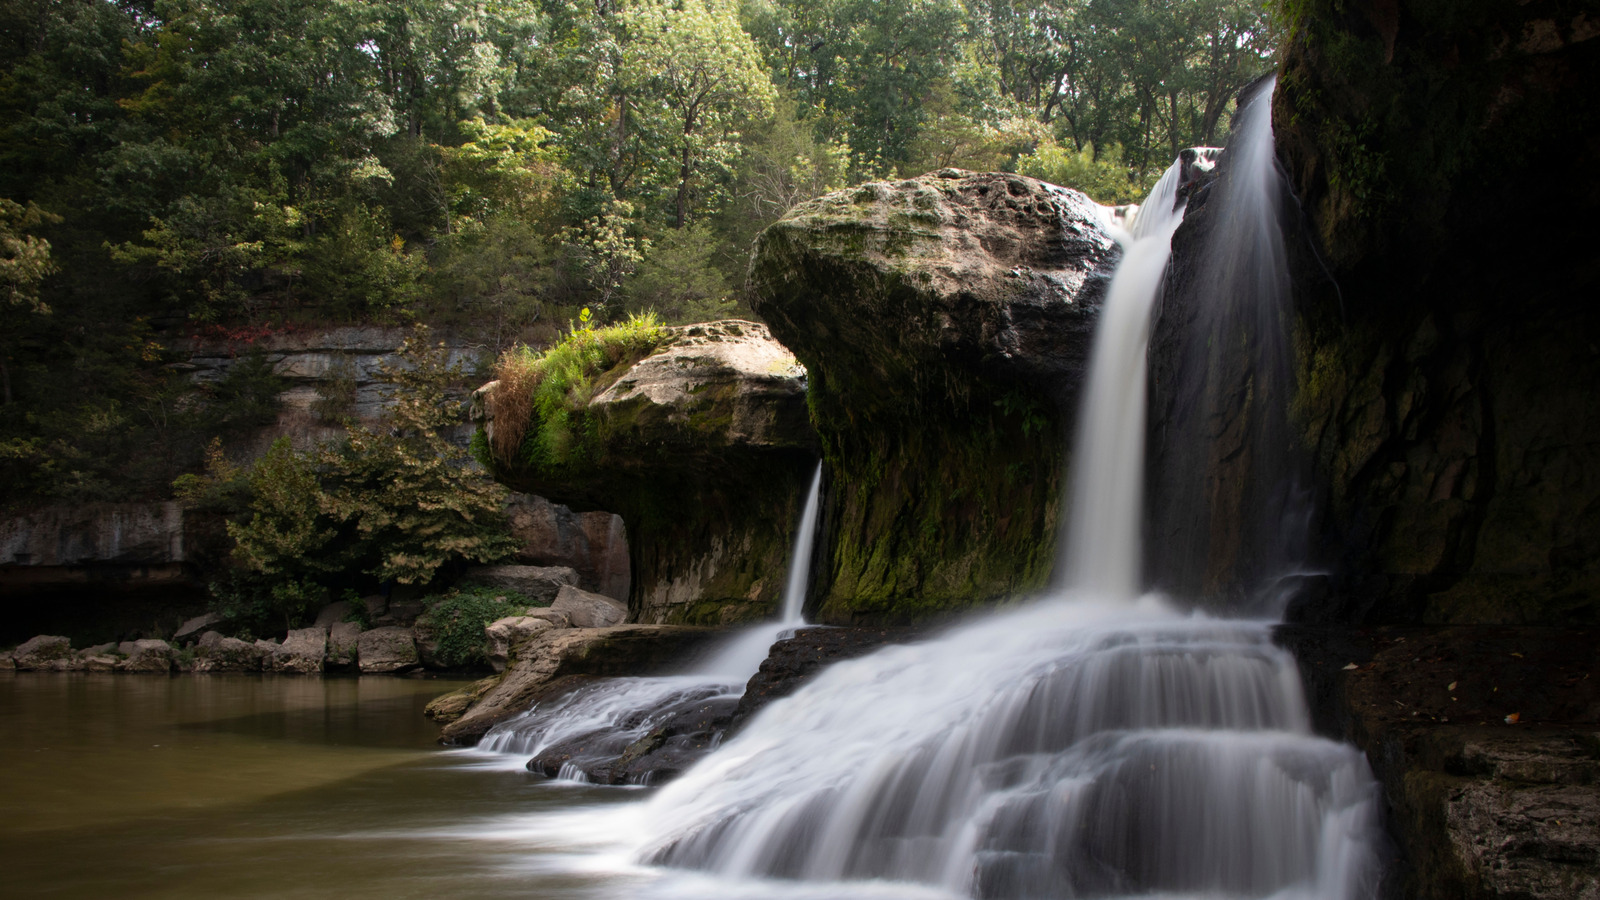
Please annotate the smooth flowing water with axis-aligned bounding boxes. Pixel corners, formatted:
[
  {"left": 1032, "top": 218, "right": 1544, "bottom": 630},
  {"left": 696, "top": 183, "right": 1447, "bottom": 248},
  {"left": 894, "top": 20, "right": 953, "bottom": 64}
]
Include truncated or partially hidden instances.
[{"left": 476, "top": 463, "right": 824, "bottom": 772}]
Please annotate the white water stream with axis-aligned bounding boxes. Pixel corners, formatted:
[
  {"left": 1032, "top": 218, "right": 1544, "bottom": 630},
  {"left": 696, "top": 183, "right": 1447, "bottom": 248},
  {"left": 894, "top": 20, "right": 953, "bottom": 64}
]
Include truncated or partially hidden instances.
[{"left": 468, "top": 80, "right": 1383, "bottom": 900}]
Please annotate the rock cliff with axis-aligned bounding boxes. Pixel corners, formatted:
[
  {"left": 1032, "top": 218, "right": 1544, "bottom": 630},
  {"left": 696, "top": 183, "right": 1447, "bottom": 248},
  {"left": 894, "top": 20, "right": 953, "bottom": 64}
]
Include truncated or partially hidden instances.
[{"left": 748, "top": 169, "right": 1119, "bottom": 622}]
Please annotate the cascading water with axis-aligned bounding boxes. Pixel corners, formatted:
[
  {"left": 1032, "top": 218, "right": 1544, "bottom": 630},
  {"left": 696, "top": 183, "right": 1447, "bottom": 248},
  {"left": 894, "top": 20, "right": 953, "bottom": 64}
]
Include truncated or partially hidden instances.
[
  {"left": 623, "top": 79, "right": 1385, "bottom": 899},
  {"left": 477, "top": 463, "right": 825, "bottom": 779}
]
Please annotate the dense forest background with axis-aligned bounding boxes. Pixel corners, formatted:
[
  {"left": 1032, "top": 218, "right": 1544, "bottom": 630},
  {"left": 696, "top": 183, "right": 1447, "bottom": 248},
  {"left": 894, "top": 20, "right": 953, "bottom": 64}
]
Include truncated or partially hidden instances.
[{"left": 0, "top": 0, "right": 1278, "bottom": 506}]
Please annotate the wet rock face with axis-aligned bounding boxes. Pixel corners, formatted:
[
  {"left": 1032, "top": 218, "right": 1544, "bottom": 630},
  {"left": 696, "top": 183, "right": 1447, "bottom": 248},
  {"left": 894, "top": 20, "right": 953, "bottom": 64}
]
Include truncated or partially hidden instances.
[
  {"left": 481, "top": 320, "right": 818, "bottom": 626},
  {"left": 1278, "top": 625, "right": 1600, "bottom": 900},
  {"left": 749, "top": 171, "right": 1119, "bottom": 622},
  {"left": 526, "top": 690, "right": 741, "bottom": 786}
]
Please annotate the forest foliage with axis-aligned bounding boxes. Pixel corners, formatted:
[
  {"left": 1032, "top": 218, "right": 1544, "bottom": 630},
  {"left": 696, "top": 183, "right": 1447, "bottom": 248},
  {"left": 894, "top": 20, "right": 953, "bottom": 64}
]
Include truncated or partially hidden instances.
[{"left": 0, "top": 0, "right": 1278, "bottom": 504}]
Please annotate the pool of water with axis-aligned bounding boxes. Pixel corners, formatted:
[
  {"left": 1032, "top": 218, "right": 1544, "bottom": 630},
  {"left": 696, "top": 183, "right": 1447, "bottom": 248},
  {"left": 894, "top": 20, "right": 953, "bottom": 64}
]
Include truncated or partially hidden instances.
[{"left": 0, "top": 673, "right": 667, "bottom": 900}]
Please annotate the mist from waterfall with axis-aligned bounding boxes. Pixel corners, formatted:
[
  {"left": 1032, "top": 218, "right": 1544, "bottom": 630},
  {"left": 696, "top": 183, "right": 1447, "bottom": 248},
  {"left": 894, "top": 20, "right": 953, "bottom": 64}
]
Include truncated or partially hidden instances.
[
  {"left": 617, "top": 77, "right": 1385, "bottom": 899},
  {"left": 476, "top": 462, "right": 825, "bottom": 771}
]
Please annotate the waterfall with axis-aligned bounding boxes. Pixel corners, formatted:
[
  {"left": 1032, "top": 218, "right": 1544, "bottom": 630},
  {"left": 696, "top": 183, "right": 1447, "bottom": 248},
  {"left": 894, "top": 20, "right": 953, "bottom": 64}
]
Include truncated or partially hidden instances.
[
  {"left": 693, "top": 462, "right": 823, "bottom": 678},
  {"left": 477, "top": 462, "right": 825, "bottom": 773},
  {"left": 626, "top": 78, "right": 1385, "bottom": 899},
  {"left": 1145, "top": 75, "right": 1311, "bottom": 615},
  {"left": 1059, "top": 159, "right": 1187, "bottom": 596}
]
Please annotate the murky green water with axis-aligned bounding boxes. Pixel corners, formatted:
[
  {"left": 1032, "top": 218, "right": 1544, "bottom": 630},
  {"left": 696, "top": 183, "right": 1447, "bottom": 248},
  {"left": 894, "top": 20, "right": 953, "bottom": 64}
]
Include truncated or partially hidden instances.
[{"left": 0, "top": 673, "right": 649, "bottom": 900}]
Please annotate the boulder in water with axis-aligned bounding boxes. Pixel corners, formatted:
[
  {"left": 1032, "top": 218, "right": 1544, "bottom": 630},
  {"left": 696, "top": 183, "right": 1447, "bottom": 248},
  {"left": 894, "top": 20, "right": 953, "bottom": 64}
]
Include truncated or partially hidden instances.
[
  {"left": 526, "top": 688, "right": 742, "bottom": 785},
  {"left": 357, "top": 626, "right": 418, "bottom": 674},
  {"left": 458, "top": 564, "right": 579, "bottom": 606},
  {"left": 11, "top": 635, "right": 72, "bottom": 670},
  {"left": 194, "top": 631, "right": 265, "bottom": 673},
  {"left": 551, "top": 585, "right": 626, "bottom": 628},
  {"left": 269, "top": 627, "right": 326, "bottom": 674},
  {"left": 116, "top": 639, "right": 173, "bottom": 673}
]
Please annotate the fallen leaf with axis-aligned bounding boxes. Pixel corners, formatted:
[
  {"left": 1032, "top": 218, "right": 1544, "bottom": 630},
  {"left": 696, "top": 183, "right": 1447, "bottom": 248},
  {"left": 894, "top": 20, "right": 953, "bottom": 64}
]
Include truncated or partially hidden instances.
[
  {"left": 1447, "top": 681, "right": 1458, "bottom": 691},
  {"left": 1504, "top": 713, "right": 1521, "bottom": 724},
  {"left": 1343, "top": 662, "right": 1360, "bottom": 670}
]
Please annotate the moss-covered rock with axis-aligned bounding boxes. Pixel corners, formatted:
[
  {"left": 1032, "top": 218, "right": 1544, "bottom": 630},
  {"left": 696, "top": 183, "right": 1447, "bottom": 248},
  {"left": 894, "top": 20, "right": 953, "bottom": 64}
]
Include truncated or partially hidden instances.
[
  {"left": 749, "top": 170, "right": 1120, "bottom": 622},
  {"left": 479, "top": 320, "right": 817, "bottom": 625}
]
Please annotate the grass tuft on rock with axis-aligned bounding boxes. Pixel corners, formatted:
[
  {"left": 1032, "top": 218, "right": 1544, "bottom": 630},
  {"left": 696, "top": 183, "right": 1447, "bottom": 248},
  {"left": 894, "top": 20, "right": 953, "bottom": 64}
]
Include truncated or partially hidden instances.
[{"left": 486, "top": 311, "right": 669, "bottom": 469}]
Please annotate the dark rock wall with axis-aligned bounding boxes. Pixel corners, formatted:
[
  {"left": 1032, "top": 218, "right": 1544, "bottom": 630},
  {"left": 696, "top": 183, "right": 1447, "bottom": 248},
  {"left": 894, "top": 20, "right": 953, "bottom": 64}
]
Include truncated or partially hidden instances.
[
  {"left": 1149, "top": 0, "right": 1600, "bottom": 626},
  {"left": 1150, "top": 5, "right": 1600, "bottom": 898}
]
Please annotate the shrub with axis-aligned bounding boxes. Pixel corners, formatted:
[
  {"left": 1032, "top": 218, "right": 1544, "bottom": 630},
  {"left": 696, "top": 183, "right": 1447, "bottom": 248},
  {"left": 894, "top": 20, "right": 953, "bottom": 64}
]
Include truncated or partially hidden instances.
[{"left": 416, "top": 587, "right": 532, "bottom": 669}]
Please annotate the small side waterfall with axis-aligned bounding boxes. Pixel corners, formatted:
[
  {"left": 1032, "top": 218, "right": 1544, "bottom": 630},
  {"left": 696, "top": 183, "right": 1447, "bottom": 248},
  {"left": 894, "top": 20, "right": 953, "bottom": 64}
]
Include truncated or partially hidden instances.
[
  {"left": 627, "top": 79, "right": 1384, "bottom": 898},
  {"left": 477, "top": 463, "right": 825, "bottom": 776}
]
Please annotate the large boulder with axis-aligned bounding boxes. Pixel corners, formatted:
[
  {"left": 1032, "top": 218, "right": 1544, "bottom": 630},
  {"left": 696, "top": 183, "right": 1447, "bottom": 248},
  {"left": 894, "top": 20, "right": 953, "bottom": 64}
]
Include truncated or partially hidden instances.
[
  {"left": 11, "top": 635, "right": 72, "bottom": 670},
  {"left": 268, "top": 627, "right": 326, "bottom": 674},
  {"left": 477, "top": 320, "right": 818, "bottom": 625},
  {"left": 357, "top": 626, "right": 418, "bottom": 674},
  {"left": 748, "top": 170, "right": 1120, "bottom": 622},
  {"left": 457, "top": 565, "right": 579, "bottom": 606},
  {"left": 550, "top": 584, "right": 627, "bottom": 628},
  {"left": 436, "top": 625, "right": 723, "bottom": 744}
]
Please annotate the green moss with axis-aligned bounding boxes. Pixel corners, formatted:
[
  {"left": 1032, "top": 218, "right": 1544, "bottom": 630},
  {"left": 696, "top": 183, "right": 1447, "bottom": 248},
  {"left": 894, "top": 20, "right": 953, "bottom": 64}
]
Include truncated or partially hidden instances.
[{"left": 812, "top": 376, "right": 1063, "bottom": 624}]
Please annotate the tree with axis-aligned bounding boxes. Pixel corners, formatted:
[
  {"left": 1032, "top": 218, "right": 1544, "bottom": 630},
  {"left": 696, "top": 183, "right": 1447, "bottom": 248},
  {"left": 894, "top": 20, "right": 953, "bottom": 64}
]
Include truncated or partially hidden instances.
[
  {"left": 619, "top": 0, "right": 776, "bottom": 228},
  {"left": 0, "top": 198, "right": 60, "bottom": 404},
  {"left": 320, "top": 326, "right": 515, "bottom": 585}
]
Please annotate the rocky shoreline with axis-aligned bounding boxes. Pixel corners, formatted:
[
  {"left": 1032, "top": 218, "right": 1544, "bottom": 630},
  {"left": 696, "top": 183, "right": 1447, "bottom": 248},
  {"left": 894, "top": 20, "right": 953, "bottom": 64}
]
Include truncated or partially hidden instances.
[{"left": 0, "top": 564, "right": 628, "bottom": 677}]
